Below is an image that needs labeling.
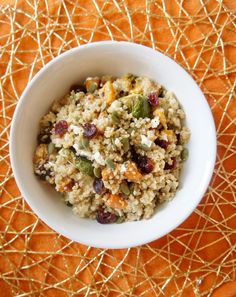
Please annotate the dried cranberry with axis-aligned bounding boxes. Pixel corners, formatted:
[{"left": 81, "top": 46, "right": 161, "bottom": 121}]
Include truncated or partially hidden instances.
[
  {"left": 164, "top": 157, "right": 177, "bottom": 170},
  {"left": 93, "top": 179, "right": 104, "bottom": 194},
  {"left": 155, "top": 139, "right": 169, "bottom": 149},
  {"left": 54, "top": 120, "right": 68, "bottom": 137},
  {"left": 130, "top": 146, "right": 140, "bottom": 164},
  {"left": 65, "top": 180, "right": 75, "bottom": 192},
  {"left": 96, "top": 208, "right": 117, "bottom": 224},
  {"left": 70, "top": 84, "right": 86, "bottom": 93},
  {"left": 138, "top": 156, "right": 154, "bottom": 174},
  {"left": 83, "top": 123, "right": 97, "bottom": 139},
  {"left": 147, "top": 92, "right": 159, "bottom": 106}
]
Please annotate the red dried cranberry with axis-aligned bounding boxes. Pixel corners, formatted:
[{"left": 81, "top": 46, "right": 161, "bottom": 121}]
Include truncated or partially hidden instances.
[
  {"left": 155, "top": 139, "right": 169, "bottom": 149},
  {"left": 70, "top": 84, "right": 86, "bottom": 93},
  {"left": 96, "top": 208, "right": 117, "bottom": 224},
  {"left": 65, "top": 180, "right": 75, "bottom": 192},
  {"left": 138, "top": 156, "right": 154, "bottom": 174},
  {"left": 164, "top": 157, "right": 177, "bottom": 170},
  {"left": 93, "top": 179, "right": 104, "bottom": 194},
  {"left": 130, "top": 146, "right": 140, "bottom": 164},
  {"left": 54, "top": 120, "right": 68, "bottom": 137},
  {"left": 83, "top": 123, "right": 97, "bottom": 138},
  {"left": 147, "top": 92, "right": 159, "bottom": 106}
]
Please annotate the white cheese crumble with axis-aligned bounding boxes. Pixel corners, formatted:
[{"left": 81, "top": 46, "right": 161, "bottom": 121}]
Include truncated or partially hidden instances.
[
  {"left": 94, "top": 151, "right": 105, "bottom": 166},
  {"left": 107, "top": 100, "right": 122, "bottom": 113},
  {"left": 114, "top": 138, "right": 121, "bottom": 146},
  {"left": 151, "top": 117, "right": 160, "bottom": 128},
  {"left": 73, "top": 144, "right": 93, "bottom": 160},
  {"left": 120, "top": 164, "right": 126, "bottom": 173},
  {"left": 160, "top": 133, "right": 168, "bottom": 141},
  {"left": 141, "top": 135, "right": 152, "bottom": 148},
  {"left": 70, "top": 125, "right": 81, "bottom": 135}
]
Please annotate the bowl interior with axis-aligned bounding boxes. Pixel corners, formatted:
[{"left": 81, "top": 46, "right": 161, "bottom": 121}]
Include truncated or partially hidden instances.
[{"left": 10, "top": 42, "right": 216, "bottom": 248}]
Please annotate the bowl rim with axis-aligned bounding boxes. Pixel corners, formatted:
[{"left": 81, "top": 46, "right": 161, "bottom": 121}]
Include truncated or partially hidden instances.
[{"left": 10, "top": 41, "right": 216, "bottom": 248}]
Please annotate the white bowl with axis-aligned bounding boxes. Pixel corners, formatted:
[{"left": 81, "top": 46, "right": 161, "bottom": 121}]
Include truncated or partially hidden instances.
[{"left": 10, "top": 42, "right": 216, "bottom": 249}]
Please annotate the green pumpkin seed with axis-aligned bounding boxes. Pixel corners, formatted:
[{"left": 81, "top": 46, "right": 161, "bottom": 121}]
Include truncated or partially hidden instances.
[
  {"left": 88, "top": 82, "right": 98, "bottom": 93},
  {"left": 48, "top": 142, "right": 55, "bottom": 154},
  {"left": 132, "top": 95, "right": 151, "bottom": 119},
  {"left": 105, "top": 158, "right": 115, "bottom": 170},
  {"left": 127, "top": 127, "right": 134, "bottom": 134},
  {"left": 75, "top": 157, "right": 94, "bottom": 176},
  {"left": 119, "top": 94, "right": 139, "bottom": 111},
  {"left": 78, "top": 137, "right": 89, "bottom": 150},
  {"left": 116, "top": 216, "right": 125, "bottom": 224},
  {"left": 129, "top": 183, "right": 135, "bottom": 193},
  {"left": 120, "top": 182, "right": 130, "bottom": 196},
  {"left": 94, "top": 167, "right": 101, "bottom": 178},
  {"left": 181, "top": 148, "right": 189, "bottom": 161},
  {"left": 111, "top": 111, "right": 120, "bottom": 124},
  {"left": 121, "top": 137, "right": 130, "bottom": 153}
]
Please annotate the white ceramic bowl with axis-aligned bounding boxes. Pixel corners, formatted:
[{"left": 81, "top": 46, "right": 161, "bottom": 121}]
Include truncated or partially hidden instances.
[{"left": 10, "top": 42, "right": 216, "bottom": 249}]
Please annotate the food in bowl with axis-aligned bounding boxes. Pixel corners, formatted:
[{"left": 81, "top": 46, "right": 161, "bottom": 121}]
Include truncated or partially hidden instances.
[{"left": 33, "top": 74, "right": 190, "bottom": 224}]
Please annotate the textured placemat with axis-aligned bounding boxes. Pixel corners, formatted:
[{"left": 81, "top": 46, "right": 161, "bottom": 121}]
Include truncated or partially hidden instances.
[{"left": 0, "top": 0, "right": 236, "bottom": 296}]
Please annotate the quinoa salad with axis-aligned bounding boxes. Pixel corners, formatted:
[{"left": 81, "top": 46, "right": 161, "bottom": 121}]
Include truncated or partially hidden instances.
[{"left": 33, "top": 74, "right": 190, "bottom": 224}]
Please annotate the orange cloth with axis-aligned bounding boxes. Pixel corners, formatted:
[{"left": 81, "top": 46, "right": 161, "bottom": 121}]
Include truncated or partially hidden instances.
[{"left": 0, "top": 1, "right": 235, "bottom": 296}]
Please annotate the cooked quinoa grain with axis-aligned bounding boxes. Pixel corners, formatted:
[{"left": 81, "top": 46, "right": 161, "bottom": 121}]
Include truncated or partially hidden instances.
[{"left": 33, "top": 74, "right": 190, "bottom": 223}]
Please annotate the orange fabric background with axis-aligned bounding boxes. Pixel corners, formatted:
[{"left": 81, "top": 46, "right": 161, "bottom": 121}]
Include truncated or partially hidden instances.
[{"left": 0, "top": 0, "right": 235, "bottom": 296}]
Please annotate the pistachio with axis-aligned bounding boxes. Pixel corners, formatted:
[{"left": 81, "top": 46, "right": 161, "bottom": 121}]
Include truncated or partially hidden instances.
[
  {"left": 75, "top": 157, "right": 94, "bottom": 177},
  {"left": 105, "top": 157, "right": 115, "bottom": 170}
]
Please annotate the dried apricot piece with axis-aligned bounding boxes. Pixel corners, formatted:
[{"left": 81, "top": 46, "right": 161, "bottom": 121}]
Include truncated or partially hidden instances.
[
  {"left": 106, "top": 194, "right": 127, "bottom": 209},
  {"left": 104, "top": 81, "right": 115, "bottom": 105},
  {"left": 123, "top": 162, "right": 142, "bottom": 182},
  {"left": 101, "top": 167, "right": 114, "bottom": 181}
]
